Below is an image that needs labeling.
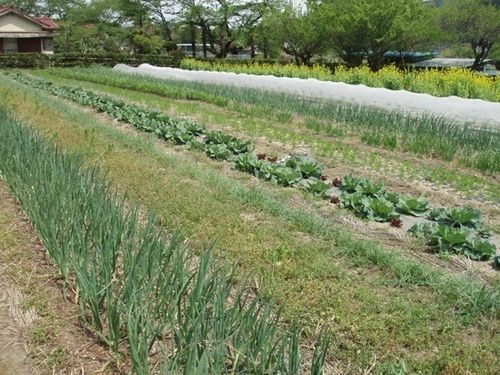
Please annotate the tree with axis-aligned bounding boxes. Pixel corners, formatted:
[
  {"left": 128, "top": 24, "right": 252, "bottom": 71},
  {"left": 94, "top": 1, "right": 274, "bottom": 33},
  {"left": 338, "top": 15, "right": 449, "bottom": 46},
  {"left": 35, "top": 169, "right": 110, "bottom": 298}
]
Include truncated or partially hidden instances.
[
  {"left": 321, "top": 0, "right": 437, "bottom": 70},
  {"left": 132, "top": 33, "right": 164, "bottom": 53},
  {"left": 441, "top": 0, "right": 500, "bottom": 69},
  {"left": 45, "top": 0, "right": 85, "bottom": 19},
  {"left": 175, "top": 0, "right": 268, "bottom": 59},
  {"left": 317, "top": 1, "right": 366, "bottom": 66},
  {"left": 0, "top": 0, "right": 41, "bottom": 14},
  {"left": 388, "top": 1, "right": 441, "bottom": 65},
  {"left": 135, "top": 0, "right": 176, "bottom": 40},
  {"left": 117, "top": 0, "right": 149, "bottom": 28},
  {"left": 254, "top": 4, "right": 281, "bottom": 59},
  {"left": 0, "top": 0, "right": 92, "bottom": 18},
  {"left": 201, "top": 0, "right": 256, "bottom": 58},
  {"left": 52, "top": 0, "right": 132, "bottom": 53},
  {"left": 235, "top": 1, "right": 269, "bottom": 59},
  {"left": 175, "top": 0, "right": 205, "bottom": 57},
  {"left": 274, "top": 3, "right": 330, "bottom": 64}
]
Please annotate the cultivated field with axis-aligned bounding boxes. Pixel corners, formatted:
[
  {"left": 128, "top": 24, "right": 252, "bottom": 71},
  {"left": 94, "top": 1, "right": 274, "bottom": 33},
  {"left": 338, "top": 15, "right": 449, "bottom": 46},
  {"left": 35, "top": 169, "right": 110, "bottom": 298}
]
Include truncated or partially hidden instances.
[{"left": 0, "top": 67, "right": 498, "bottom": 374}]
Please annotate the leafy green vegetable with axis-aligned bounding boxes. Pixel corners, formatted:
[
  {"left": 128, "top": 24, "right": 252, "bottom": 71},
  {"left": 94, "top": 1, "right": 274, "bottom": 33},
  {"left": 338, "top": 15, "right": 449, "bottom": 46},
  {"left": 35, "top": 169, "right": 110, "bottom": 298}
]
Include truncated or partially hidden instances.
[
  {"left": 186, "top": 139, "right": 206, "bottom": 151},
  {"left": 384, "top": 191, "right": 400, "bottom": 204},
  {"left": 466, "top": 239, "right": 496, "bottom": 261},
  {"left": 205, "top": 131, "right": 253, "bottom": 155},
  {"left": 408, "top": 222, "right": 438, "bottom": 239},
  {"left": 155, "top": 123, "right": 174, "bottom": 139},
  {"left": 340, "top": 192, "right": 370, "bottom": 215},
  {"left": 444, "top": 207, "right": 483, "bottom": 228},
  {"left": 409, "top": 223, "right": 496, "bottom": 261},
  {"left": 205, "top": 144, "right": 231, "bottom": 160},
  {"left": 300, "top": 178, "right": 334, "bottom": 198},
  {"left": 172, "top": 130, "right": 194, "bottom": 145},
  {"left": 340, "top": 174, "right": 363, "bottom": 193},
  {"left": 205, "top": 130, "right": 233, "bottom": 145},
  {"left": 255, "top": 162, "right": 304, "bottom": 186},
  {"left": 227, "top": 139, "right": 254, "bottom": 154},
  {"left": 396, "top": 196, "right": 429, "bottom": 216},
  {"left": 494, "top": 255, "right": 500, "bottom": 269},
  {"left": 285, "top": 155, "right": 324, "bottom": 178},
  {"left": 272, "top": 166, "right": 303, "bottom": 187},
  {"left": 427, "top": 206, "right": 490, "bottom": 235},
  {"left": 356, "top": 179, "right": 386, "bottom": 197},
  {"left": 339, "top": 174, "right": 385, "bottom": 196},
  {"left": 340, "top": 192, "right": 398, "bottom": 222},
  {"left": 255, "top": 162, "right": 278, "bottom": 180},
  {"left": 178, "top": 121, "right": 204, "bottom": 135},
  {"left": 367, "top": 198, "right": 399, "bottom": 222},
  {"left": 435, "top": 226, "right": 468, "bottom": 248},
  {"left": 235, "top": 153, "right": 262, "bottom": 175},
  {"left": 427, "top": 208, "right": 447, "bottom": 221}
]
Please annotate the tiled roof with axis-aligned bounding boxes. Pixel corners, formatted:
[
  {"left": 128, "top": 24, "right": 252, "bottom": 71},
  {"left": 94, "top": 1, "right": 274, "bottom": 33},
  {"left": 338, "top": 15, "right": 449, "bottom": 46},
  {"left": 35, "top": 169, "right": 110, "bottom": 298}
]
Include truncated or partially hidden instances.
[
  {"left": 35, "top": 17, "right": 59, "bottom": 30},
  {"left": 0, "top": 5, "right": 59, "bottom": 30}
]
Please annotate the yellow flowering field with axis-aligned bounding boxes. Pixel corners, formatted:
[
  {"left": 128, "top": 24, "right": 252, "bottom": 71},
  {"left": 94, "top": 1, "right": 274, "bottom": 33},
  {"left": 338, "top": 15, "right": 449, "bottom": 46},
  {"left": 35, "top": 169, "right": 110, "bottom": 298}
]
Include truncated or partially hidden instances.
[
  {"left": 180, "top": 58, "right": 333, "bottom": 80},
  {"left": 334, "top": 65, "right": 500, "bottom": 101},
  {"left": 180, "top": 59, "right": 499, "bottom": 102}
]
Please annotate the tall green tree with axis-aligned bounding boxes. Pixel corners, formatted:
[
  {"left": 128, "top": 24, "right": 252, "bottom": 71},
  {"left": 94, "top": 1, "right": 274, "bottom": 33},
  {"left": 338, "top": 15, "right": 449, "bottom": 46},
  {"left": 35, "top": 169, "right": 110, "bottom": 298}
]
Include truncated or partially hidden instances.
[
  {"left": 274, "top": 3, "right": 330, "bottom": 64},
  {"left": 175, "top": 0, "right": 268, "bottom": 58},
  {"left": 0, "top": 0, "right": 41, "bottom": 13},
  {"left": 202, "top": 0, "right": 258, "bottom": 58},
  {"left": 45, "top": 0, "right": 84, "bottom": 19},
  {"left": 53, "top": 0, "right": 131, "bottom": 53},
  {"left": 132, "top": 0, "right": 175, "bottom": 40},
  {"left": 235, "top": 1, "right": 272, "bottom": 59},
  {"left": 440, "top": 0, "right": 500, "bottom": 69},
  {"left": 321, "top": 0, "right": 437, "bottom": 70},
  {"left": 175, "top": 0, "right": 204, "bottom": 57},
  {"left": 117, "top": 0, "right": 149, "bottom": 28}
]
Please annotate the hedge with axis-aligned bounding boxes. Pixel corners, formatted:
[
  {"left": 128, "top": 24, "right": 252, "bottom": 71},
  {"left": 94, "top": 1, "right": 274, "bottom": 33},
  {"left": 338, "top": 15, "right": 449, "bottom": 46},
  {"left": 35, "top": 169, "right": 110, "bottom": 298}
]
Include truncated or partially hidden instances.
[{"left": 0, "top": 51, "right": 184, "bottom": 68}]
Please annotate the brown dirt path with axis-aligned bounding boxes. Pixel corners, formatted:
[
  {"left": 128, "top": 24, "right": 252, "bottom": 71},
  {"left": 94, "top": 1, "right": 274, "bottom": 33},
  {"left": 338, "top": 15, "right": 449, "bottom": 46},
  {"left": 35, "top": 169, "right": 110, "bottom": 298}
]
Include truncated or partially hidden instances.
[{"left": 0, "top": 283, "right": 33, "bottom": 374}]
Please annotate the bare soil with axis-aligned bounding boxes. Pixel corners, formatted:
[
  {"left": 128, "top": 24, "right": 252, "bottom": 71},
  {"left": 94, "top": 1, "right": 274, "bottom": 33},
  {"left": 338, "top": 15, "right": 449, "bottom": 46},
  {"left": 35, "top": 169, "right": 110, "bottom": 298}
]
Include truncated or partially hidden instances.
[{"left": 0, "top": 282, "right": 33, "bottom": 374}]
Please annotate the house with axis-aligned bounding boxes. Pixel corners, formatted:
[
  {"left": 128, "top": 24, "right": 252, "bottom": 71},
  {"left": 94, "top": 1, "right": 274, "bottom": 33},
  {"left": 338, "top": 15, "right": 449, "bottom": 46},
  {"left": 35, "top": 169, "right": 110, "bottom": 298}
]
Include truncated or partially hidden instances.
[
  {"left": 0, "top": 6, "right": 59, "bottom": 54},
  {"left": 177, "top": 44, "right": 215, "bottom": 58},
  {"left": 177, "top": 44, "right": 259, "bottom": 60}
]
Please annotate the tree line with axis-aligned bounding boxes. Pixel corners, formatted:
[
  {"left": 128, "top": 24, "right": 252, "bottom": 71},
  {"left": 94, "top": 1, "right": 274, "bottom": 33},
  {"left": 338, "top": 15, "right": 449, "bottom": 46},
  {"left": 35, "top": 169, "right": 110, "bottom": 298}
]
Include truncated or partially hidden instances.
[{"left": 1, "top": 0, "right": 499, "bottom": 70}]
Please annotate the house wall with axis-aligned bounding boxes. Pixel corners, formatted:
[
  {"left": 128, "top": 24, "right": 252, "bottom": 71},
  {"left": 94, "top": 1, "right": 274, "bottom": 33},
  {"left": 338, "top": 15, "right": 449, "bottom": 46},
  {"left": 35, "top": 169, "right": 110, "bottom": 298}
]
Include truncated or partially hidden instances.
[
  {"left": 0, "top": 14, "right": 42, "bottom": 32},
  {"left": 18, "top": 37, "right": 41, "bottom": 53},
  {"left": 41, "top": 37, "right": 54, "bottom": 54},
  {"left": 2, "top": 38, "right": 17, "bottom": 53}
]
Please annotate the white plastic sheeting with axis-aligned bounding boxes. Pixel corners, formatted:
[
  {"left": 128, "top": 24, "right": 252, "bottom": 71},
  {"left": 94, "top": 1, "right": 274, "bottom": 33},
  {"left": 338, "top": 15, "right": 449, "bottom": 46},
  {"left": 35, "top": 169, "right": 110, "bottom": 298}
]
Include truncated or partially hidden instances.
[{"left": 113, "top": 63, "right": 500, "bottom": 127}]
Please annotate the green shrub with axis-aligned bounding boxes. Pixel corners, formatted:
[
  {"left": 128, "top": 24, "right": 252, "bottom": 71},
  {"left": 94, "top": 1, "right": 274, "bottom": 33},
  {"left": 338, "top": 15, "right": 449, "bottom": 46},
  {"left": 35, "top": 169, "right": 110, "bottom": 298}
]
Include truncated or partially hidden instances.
[{"left": 0, "top": 52, "right": 183, "bottom": 69}]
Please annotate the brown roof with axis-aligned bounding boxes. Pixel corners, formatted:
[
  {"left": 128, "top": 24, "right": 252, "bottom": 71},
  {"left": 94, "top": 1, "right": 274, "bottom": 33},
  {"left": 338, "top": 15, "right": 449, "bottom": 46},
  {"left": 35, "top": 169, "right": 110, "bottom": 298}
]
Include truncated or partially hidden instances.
[
  {"left": 0, "top": 5, "right": 59, "bottom": 30},
  {"left": 35, "top": 17, "right": 59, "bottom": 30}
]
